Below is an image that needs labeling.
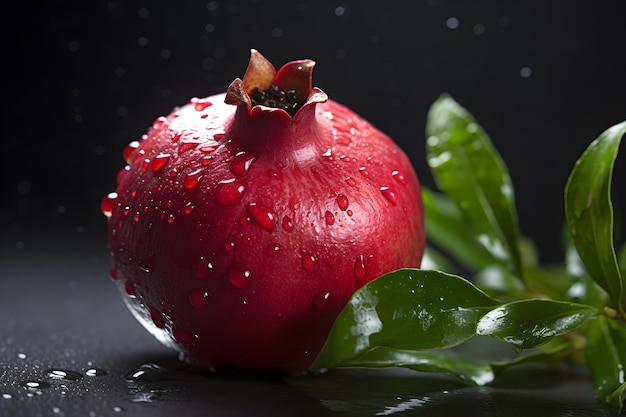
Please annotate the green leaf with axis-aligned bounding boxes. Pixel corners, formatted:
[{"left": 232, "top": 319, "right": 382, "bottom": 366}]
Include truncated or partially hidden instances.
[
  {"left": 564, "top": 120, "right": 626, "bottom": 316},
  {"left": 422, "top": 188, "right": 494, "bottom": 272},
  {"left": 476, "top": 299, "right": 598, "bottom": 350},
  {"left": 341, "top": 346, "right": 495, "bottom": 386},
  {"left": 311, "top": 269, "right": 500, "bottom": 370},
  {"left": 489, "top": 340, "right": 573, "bottom": 377},
  {"left": 426, "top": 94, "right": 522, "bottom": 278},
  {"left": 585, "top": 315, "right": 626, "bottom": 411}
]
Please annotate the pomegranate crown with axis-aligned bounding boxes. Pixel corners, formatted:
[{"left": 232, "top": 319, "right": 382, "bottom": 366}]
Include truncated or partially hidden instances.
[{"left": 225, "top": 49, "right": 328, "bottom": 118}]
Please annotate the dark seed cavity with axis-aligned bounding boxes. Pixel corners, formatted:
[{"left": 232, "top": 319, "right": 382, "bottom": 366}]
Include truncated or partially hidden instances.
[{"left": 250, "top": 85, "right": 300, "bottom": 117}]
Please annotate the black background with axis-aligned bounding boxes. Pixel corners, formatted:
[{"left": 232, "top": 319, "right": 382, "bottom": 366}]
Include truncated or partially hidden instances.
[
  {"left": 2, "top": 2, "right": 626, "bottom": 416},
  {"left": 3, "top": 0, "right": 626, "bottom": 262}
]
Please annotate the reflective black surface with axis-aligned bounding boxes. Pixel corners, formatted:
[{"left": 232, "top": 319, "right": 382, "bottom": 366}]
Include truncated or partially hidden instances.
[{"left": 1, "top": 226, "right": 624, "bottom": 416}]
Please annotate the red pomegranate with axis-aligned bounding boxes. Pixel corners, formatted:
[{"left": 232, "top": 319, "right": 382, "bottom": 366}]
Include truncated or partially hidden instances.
[{"left": 102, "top": 50, "right": 424, "bottom": 374}]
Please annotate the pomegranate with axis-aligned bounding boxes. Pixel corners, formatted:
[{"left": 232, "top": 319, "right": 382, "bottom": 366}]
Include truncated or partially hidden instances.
[{"left": 102, "top": 50, "right": 424, "bottom": 374}]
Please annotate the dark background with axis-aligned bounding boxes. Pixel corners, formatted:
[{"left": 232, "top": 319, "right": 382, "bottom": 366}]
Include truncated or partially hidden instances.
[
  {"left": 3, "top": 0, "right": 626, "bottom": 263},
  {"left": 2, "top": 2, "right": 626, "bottom": 416}
]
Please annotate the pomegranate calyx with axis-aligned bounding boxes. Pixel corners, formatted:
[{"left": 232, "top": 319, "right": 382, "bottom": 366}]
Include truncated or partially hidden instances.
[{"left": 225, "top": 49, "right": 327, "bottom": 118}]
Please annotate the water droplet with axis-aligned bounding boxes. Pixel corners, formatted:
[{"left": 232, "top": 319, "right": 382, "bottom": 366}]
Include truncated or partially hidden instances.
[
  {"left": 132, "top": 212, "right": 141, "bottom": 222},
  {"left": 117, "top": 165, "right": 131, "bottom": 184},
  {"left": 125, "top": 280, "right": 136, "bottom": 296},
  {"left": 126, "top": 363, "right": 169, "bottom": 382},
  {"left": 336, "top": 194, "right": 349, "bottom": 211},
  {"left": 246, "top": 202, "right": 277, "bottom": 230},
  {"left": 192, "top": 257, "right": 214, "bottom": 279},
  {"left": 322, "top": 148, "right": 333, "bottom": 161},
  {"left": 21, "top": 380, "right": 50, "bottom": 389},
  {"left": 167, "top": 214, "right": 175, "bottom": 224},
  {"left": 229, "top": 151, "right": 256, "bottom": 176},
  {"left": 215, "top": 178, "right": 247, "bottom": 206},
  {"left": 123, "top": 141, "right": 140, "bottom": 163},
  {"left": 301, "top": 252, "right": 317, "bottom": 271},
  {"left": 282, "top": 216, "right": 294, "bottom": 232},
  {"left": 84, "top": 367, "right": 108, "bottom": 377},
  {"left": 183, "top": 202, "right": 194, "bottom": 214},
  {"left": 17, "top": 352, "right": 27, "bottom": 359},
  {"left": 345, "top": 177, "right": 357, "bottom": 187},
  {"left": 380, "top": 187, "right": 398, "bottom": 205},
  {"left": 46, "top": 369, "right": 84, "bottom": 381},
  {"left": 313, "top": 292, "right": 332, "bottom": 310},
  {"left": 224, "top": 241, "right": 235, "bottom": 251},
  {"left": 193, "top": 97, "right": 213, "bottom": 111},
  {"left": 152, "top": 116, "right": 167, "bottom": 129},
  {"left": 199, "top": 140, "right": 218, "bottom": 153},
  {"left": 267, "top": 243, "right": 281, "bottom": 257},
  {"left": 267, "top": 168, "right": 280, "bottom": 178},
  {"left": 229, "top": 263, "right": 251, "bottom": 288},
  {"left": 392, "top": 170, "right": 408, "bottom": 185},
  {"left": 359, "top": 167, "right": 370, "bottom": 178},
  {"left": 347, "top": 209, "right": 353, "bottom": 216},
  {"left": 172, "top": 327, "right": 195, "bottom": 345},
  {"left": 179, "top": 139, "right": 201, "bottom": 154},
  {"left": 325, "top": 210, "right": 335, "bottom": 225},
  {"left": 2, "top": 393, "right": 13, "bottom": 399},
  {"left": 183, "top": 169, "right": 203, "bottom": 190},
  {"left": 139, "top": 254, "right": 156, "bottom": 273},
  {"left": 101, "top": 192, "right": 118, "bottom": 218},
  {"left": 149, "top": 306, "right": 165, "bottom": 328},
  {"left": 151, "top": 153, "right": 170, "bottom": 172},
  {"left": 189, "top": 289, "right": 209, "bottom": 308},
  {"left": 354, "top": 254, "right": 367, "bottom": 282}
]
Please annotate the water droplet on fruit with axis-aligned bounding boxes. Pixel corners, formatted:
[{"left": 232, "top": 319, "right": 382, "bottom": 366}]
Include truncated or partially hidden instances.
[
  {"left": 172, "top": 327, "right": 196, "bottom": 345},
  {"left": 141, "top": 158, "right": 151, "bottom": 172},
  {"left": 229, "top": 151, "right": 256, "bottom": 176},
  {"left": 117, "top": 165, "right": 131, "bottom": 184},
  {"left": 183, "top": 169, "right": 203, "bottom": 190},
  {"left": 325, "top": 210, "right": 335, "bottom": 225},
  {"left": 189, "top": 289, "right": 209, "bottom": 308},
  {"left": 125, "top": 280, "right": 136, "bottom": 296},
  {"left": 183, "top": 203, "right": 194, "bottom": 214},
  {"left": 193, "top": 97, "right": 213, "bottom": 111},
  {"left": 229, "top": 263, "right": 251, "bottom": 288},
  {"left": 139, "top": 254, "right": 156, "bottom": 273},
  {"left": 152, "top": 116, "right": 167, "bottom": 129},
  {"left": 123, "top": 141, "right": 139, "bottom": 163},
  {"left": 282, "top": 216, "right": 294, "bottom": 232},
  {"left": 347, "top": 209, "right": 353, "bottom": 216},
  {"left": 322, "top": 148, "right": 333, "bottom": 161},
  {"left": 101, "top": 192, "right": 117, "bottom": 218},
  {"left": 167, "top": 214, "right": 175, "bottom": 223},
  {"left": 354, "top": 254, "right": 367, "bottom": 282},
  {"left": 192, "top": 256, "right": 214, "bottom": 279},
  {"left": 151, "top": 153, "right": 170, "bottom": 172},
  {"left": 246, "top": 202, "right": 277, "bottom": 230},
  {"left": 149, "top": 307, "right": 165, "bottom": 328},
  {"left": 313, "top": 292, "right": 332, "bottom": 310},
  {"left": 267, "top": 168, "right": 280, "bottom": 178},
  {"left": 171, "top": 132, "right": 182, "bottom": 142},
  {"left": 380, "top": 187, "right": 398, "bottom": 205},
  {"left": 392, "top": 170, "right": 408, "bottom": 185},
  {"left": 267, "top": 243, "right": 280, "bottom": 256},
  {"left": 345, "top": 177, "right": 357, "bottom": 187},
  {"left": 336, "top": 194, "right": 349, "bottom": 211},
  {"left": 85, "top": 368, "right": 108, "bottom": 377},
  {"left": 301, "top": 252, "right": 317, "bottom": 271},
  {"left": 46, "top": 369, "right": 84, "bottom": 381},
  {"left": 215, "top": 178, "right": 247, "bottom": 206},
  {"left": 132, "top": 212, "right": 141, "bottom": 222},
  {"left": 179, "top": 140, "right": 201, "bottom": 154},
  {"left": 224, "top": 241, "right": 235, "bottom": 251}
]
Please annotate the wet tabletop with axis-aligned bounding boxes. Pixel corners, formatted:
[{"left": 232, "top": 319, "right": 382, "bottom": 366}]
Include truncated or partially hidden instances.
[{"left": 1, "top": 226, "right": 624, "bottom": 417}]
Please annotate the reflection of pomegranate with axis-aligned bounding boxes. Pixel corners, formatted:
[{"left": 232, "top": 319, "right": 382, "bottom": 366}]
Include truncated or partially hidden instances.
[{"left": 102, "top": 50, "right": 425, "bottom": 373}]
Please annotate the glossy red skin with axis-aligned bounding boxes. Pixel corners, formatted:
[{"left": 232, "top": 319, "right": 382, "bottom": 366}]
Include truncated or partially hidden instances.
[{"left": 107, "top": 91, "right": 425, "bottom": 374}]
